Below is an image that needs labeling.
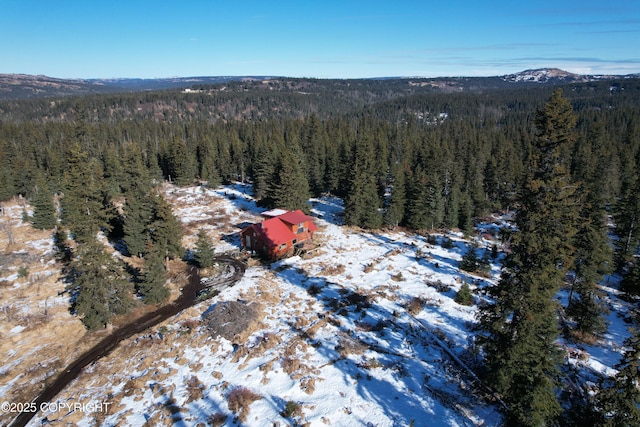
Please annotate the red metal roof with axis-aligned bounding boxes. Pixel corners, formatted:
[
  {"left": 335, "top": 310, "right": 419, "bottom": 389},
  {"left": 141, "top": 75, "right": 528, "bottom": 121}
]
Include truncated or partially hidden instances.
[
  {"left": 278, "top": 210, "right": 314, "bottom": 226},
  {"left": 257, "top": 217, "right": 297, "bottom": 247}
]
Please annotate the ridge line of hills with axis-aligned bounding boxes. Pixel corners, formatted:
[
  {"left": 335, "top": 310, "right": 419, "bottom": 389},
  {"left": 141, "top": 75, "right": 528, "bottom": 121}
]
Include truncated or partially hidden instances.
[{"left": 1, "top": 68, "right": 639, "bottom": 100}]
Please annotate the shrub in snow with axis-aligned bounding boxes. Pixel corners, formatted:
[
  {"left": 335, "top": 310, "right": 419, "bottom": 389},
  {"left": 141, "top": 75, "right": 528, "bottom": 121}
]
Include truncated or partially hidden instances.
[
  {"left": 227, "top": 386, "right": 262, "bottom": 422},
  {"left": 281, "top": 400, "right": 303, "bottom": 418},
  {"left": 17, "top": 265, "right": 29, "bottom": 279},
  {"left": 391, "top": 271, "right": 404, "bottom": 282},
  {"left": 441, "top": 237, "right": 454, "bottom": 249},
  {"left": 208, "top": 412, "right": 227, "bottom": 427}
]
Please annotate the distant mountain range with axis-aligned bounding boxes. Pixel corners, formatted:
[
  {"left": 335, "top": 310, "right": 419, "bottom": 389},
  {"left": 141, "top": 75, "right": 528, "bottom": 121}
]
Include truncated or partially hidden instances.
[
  {"left": 500, "top": 68, "right": 638, "bottom": 84},
  {"left": 0, "top": 74, "right": 277, "bottom": 100},
  {"left": 1, "top": 68, "right": 638, "bottom": 100}
]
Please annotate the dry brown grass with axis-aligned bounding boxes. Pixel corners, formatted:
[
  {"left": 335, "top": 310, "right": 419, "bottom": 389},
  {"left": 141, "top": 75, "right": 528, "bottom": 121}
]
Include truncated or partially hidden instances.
[
  {"left": 320, "top": 263, "right": 346, "bottom": 276},
  {"left": 122, "top": 377, "right": 145, "bottom": 397},
  {"left": 254, "top": 331, "right": 281, "bottom": 353},
  {"left": 300, "top": 376, "right": 318, "bottom": 395},
  {"left": 226, "top": 386, "right": 262, "bottom": 422},
  {"left": 283, "top": 336, "right": 309, "bottom": 358},
  {"left": 390, "top": 271, "right": 405, "bottom": 282},
  {"left": 208, "top": 412, "right": 228, "bottom": 426},
  {"left": 335, "top": 332, "right": 368, "bottom": 357},
  {"left": 305, "top": 319, "right": 327, "bottom": 338},
  {"left": 179, "top": 318, "right": 200, "bottom": 333},
  {"left": 185, "top": 375, "right": 205, "bottom": 403},
  {"left": 231, "top": 344, "right": 250, "bottom": 363},
  {"left": 568, "top": 330, "right": 600, "bottom": 346},
  {"left": 281, "top": 356, "right": 303, "bottom": 375},
  {"left": 358, "top": 357, "right": 383, "bottom": 370},
  {"left": 406, "top": 297, "right": 424, "bottom": 315}
]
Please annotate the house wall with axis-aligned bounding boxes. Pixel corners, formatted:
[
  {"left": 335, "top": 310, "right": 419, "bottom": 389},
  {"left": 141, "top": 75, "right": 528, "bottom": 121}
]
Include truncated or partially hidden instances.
[{"left": 284, "top": 220, "right": 313, "bottom": 241}]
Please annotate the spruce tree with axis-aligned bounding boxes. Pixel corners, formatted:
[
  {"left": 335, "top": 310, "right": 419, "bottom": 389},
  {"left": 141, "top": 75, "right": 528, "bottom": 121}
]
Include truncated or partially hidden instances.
[
  {"left": 568, "top": 186, "right": 611, "bottom": 336},
  {"left": 123, "top": 192, "right": 153, "bottom": 258},
  {"left": 164, "top": 138, "right": 196, "bottom": 186},
  {"left": 613, "top": 175, "right": 640, "bottom": 271},
  {"left": 405, "top": 166, "right": 430, "bottom": 230},
  {"left": 384, "top": 164, "right": 406, "bottom": 228},
  {"left": 30, "top": 180, "right": 57, "bottom": 230},
  {"left": 620, "top": 260, "right": 640, "bottom": 295},
  {"left": 72, "top": 239, "right": 134, "bottom": 330},
  {"left": 268, "top": 147, "right": 310, "bottom": 212},
  {"left": 196, "top": 138, "right": 221, "bottom": 186},
  {"left": 138, "top": 244, "right": 170, "bottom": 304},
  {"left": 193, "top": 228, "right": 216, "bottom": 269},
  {"left": 455, "top": 282, "right": 473, "bottom": 306},
  {"left": 149, "top": 193, "right": 184, "bottom": 259},
  {"left": 477, "top": 89, "right": 579, "bottom": 426},
  {"left": 121, "top": 143, "right": 152, "bottom": 195},
  {"left": 251, "top": 145, "right": 277, "bottom": 204},
  {"left": 60, "top": 144, "right": 109, "bottom": 243},
  {"left": 457, "top": 194, "right": 474, "bottom": 236},
  {"left": 596, "top": 328, "right": 640, "bottom": 426},
  {"left": 459, "top": 243, "right": 481, "bottom": 273},
  {"left": 344, "top": 131, "right": 382, "bottom": 229},
  {"left": 424, "top": 174, "right": 445, "bottom": 230},
  {"left": 301, "top": 113, "right": 328, "bottom": 197},
  {"left": 121, "top": 146, "right": 155, "bottom": 257}
]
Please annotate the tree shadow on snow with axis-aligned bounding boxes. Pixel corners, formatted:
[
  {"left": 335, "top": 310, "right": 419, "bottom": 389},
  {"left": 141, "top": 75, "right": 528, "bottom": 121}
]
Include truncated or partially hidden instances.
[{"left": 271, "top": 261, "right": 502, "bottom": 426}]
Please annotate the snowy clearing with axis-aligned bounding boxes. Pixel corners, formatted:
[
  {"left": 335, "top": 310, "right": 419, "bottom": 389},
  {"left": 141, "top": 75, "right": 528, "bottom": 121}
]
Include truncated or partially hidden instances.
[{"left": 0, "top": 184, "right": 633, "bottom": 427}]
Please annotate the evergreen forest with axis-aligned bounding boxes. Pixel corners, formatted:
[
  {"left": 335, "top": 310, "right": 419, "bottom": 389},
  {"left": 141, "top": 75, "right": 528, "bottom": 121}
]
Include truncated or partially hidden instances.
[{"left": 1, "top": 76, "right": 640, "bottom": 425}]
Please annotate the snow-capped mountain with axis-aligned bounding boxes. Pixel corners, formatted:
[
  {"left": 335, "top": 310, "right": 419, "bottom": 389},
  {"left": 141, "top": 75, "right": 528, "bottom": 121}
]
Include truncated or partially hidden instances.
[
  {"left": 501, "top": 67, "right": 639, "bottom": 84},
  {"left": 501, "top": 68, "right": 591, "bottom": 83}
]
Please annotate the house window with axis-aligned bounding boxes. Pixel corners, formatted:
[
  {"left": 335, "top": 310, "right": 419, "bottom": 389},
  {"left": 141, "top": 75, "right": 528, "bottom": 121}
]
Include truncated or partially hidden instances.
[
  {"left": 297, "top": 223, "right": 305, "bottom": 234},
  {"left": 292, "top": 239, "right": 297, "bottom": 245},
  {"left": 279, "top": 243, "right": 287, "bottom": 250}
]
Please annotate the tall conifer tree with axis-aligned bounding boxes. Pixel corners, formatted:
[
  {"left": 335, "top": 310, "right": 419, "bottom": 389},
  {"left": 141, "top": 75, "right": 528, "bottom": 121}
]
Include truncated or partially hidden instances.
[
  {"left": 596, "top": 328, "right": 640, "bottom": 425},
  {"left": 72, "top": 239, "right": 134, "bottom": 330},
  {"left": 193, "top": 228, "right": 216, "bottom": 269},
  {"left": 477, "top": 89, "right": 579, "bottom": 426},
  {"left": 344, "top": 131, "right": 382, "bottom": 229},
  {"left": 568, "top": 185, "right": 611, "bottom": 335},
  {"left": 149, "top": 193, "right": 184, "bottom": 259},
  {"left": 123, "top": 194, "right": 153, "bottom": 257},
  {"left": 269, "top": 147, "right": 310, "bottom": 212},
  {"left": 384, "top": 164, "right": 406, "bottom": 228},
  {"left": 138, "top": 243, "right": 170, "bottom": 304},
  {"left": 60, "top": 144, "right": 109, "bottom": 243},
  {"left": 30, "top": 178, "right": 57, "bottom": 230},
  {"left": 614, "top": 175, "right": 640, "bottom": 271}
]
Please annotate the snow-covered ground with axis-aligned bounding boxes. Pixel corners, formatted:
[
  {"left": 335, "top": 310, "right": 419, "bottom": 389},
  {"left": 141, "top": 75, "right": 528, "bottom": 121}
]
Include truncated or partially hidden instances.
[{"left": 1, "top": 184, "right": 633, "bottom": 427}]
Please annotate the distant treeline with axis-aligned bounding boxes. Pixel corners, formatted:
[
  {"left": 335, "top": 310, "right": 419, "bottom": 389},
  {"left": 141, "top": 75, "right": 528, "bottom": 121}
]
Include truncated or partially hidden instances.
[{"left": 1, "top": 78, "right": 638, "bottom": 233}]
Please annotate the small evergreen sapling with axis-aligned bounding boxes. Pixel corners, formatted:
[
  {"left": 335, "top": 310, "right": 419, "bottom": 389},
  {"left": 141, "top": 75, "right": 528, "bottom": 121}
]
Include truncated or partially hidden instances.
[{"left": 455, "top": 282, "right": 474, "bottom": 306}]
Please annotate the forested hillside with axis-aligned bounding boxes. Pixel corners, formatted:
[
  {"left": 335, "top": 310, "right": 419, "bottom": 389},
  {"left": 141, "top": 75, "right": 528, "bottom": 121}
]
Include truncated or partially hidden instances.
[
  {"left": 1, "top": 77, "right": 638, "bottom": 230},
  {"left": 2, "top": 76, "right": 640, "bottom": 425}
]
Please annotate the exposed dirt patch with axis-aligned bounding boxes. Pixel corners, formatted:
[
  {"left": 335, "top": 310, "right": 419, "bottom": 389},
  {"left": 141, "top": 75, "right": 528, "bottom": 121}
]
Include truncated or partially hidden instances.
[{"left": 203, "top": 300, "right": 264, "bottom": 345}]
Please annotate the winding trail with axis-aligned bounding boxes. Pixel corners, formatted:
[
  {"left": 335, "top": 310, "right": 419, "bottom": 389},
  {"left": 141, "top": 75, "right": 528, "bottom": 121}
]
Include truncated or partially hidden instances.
[{"left": 9, "top": 257, "right": 246, "bottom": 427}]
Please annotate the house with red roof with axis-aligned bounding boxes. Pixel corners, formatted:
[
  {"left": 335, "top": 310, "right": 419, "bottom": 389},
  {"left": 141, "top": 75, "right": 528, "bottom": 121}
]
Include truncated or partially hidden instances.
[{"left": 240, "top": 210, "right": 318, "bottom": 259}]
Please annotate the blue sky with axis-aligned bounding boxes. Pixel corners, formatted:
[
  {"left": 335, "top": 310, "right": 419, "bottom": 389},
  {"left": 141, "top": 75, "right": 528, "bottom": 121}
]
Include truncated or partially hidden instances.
[{"left": 1, "top": 0, "right": 638, "bottom": 78}]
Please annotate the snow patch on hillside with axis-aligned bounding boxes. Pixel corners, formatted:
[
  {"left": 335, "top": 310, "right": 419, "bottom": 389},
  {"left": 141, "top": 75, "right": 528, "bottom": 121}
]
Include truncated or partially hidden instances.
[{"left": 3, "top": 184, "right": 632, "bottom": 427}]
